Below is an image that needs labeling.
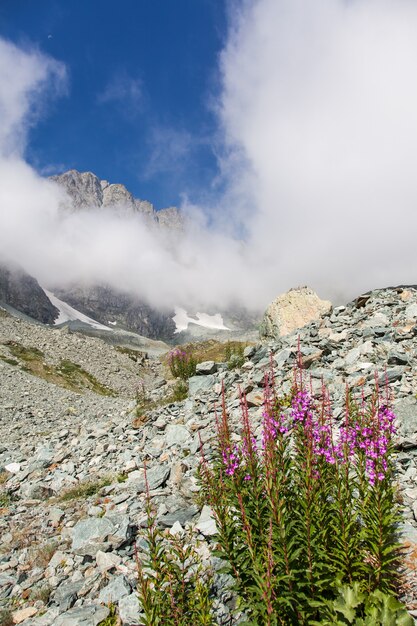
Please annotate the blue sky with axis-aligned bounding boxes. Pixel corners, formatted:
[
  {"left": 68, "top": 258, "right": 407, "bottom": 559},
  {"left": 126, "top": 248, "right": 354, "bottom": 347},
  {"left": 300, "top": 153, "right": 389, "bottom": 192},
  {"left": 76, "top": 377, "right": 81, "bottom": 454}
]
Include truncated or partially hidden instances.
[{"left": 0, "top": 0, "right": 227, "bottom": 208}]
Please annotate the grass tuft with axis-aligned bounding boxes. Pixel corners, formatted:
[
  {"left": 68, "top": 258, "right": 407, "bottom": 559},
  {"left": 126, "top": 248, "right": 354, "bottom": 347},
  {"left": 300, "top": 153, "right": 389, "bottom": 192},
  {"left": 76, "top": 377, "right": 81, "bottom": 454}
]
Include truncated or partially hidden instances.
[{"left": 57, "top": 476, "right": 114, "bottom": 502}]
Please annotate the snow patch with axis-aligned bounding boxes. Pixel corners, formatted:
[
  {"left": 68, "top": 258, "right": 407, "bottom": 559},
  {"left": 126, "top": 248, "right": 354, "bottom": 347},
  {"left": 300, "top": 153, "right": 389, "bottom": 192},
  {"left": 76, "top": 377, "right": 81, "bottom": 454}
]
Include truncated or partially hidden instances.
[
  {"left": 43, "top": 289, "right": 111, "bottom": 331},
  {"left": 173, "top": 307, "right": 230, "bottom": 333}
]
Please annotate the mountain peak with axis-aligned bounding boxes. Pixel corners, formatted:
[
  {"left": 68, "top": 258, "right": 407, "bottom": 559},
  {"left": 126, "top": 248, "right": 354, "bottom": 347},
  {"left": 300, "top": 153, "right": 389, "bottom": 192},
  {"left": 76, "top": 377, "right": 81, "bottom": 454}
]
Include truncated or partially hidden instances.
[{"left": 50, "top": 169, "right": 184, "bottom": 229}]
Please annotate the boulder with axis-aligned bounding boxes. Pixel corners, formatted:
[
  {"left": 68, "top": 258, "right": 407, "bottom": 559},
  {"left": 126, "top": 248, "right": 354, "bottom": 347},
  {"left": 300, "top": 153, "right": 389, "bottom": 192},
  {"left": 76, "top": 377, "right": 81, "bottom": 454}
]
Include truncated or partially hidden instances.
[{"left": 260, "top": 287, "right": 332, "bottom": 339}]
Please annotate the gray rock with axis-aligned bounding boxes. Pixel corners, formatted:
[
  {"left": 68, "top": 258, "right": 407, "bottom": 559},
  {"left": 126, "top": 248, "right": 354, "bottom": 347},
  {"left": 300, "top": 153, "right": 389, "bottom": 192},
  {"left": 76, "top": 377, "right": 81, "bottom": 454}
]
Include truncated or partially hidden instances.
[
  {"left": 20, "top": 482, "right": 54, "bottom": 500},
  {"left": 96, "top": 549, "right": 122, "bottom": 573},
  {"left": 196, "top": 361, "right": 217, "bottom": 375},
  {"left": 394, "top": 397, "right": 417, "bottom": 437},
  {"left": 165, "top": 424, "right": 191, "bottom": 447},
  {"left": 159, "top": 505, "right": 199, "bottom": 527},
  {"left": 71, "top": 515, "right": 132, "bottom": 556},
  {"left": 188, "top": 375, "right": 214, "bottom": 398},
  {"left": 53, "top": 580, "right": 83, "bottom": 611},
  {"left": 54, "top": 605, "right": 110, "bottom": 626},
  {"left": 196, "top": 505, "right": 218, "bottom": 536},
  {"left": 273, "top": 348, "right": 294, "bottom": 368},
  {"left": 129, "top": 465, "right": 170, "bottom": 493},
  {"left": 243, "top": 345, "right": 256, "bottom": 358},
  {"left": 399, "top": 522, "right": 417, "bottom": 545},
  {"left": 98, "top": 575, "right": 131, "bottom": 604},
  {"left": 119, "top": 592, "right": 142, "bottom": 626}
]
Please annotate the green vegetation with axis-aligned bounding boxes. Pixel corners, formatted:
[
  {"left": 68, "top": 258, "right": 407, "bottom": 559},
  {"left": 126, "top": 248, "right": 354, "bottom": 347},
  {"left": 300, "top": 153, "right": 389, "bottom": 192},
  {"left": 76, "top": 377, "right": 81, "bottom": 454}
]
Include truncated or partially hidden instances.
[
  {"left": 168, "top": 380, "right": 188, "bottom": 403},
  {"left": 0, "top": 353, "right": 19, "bottom": 366},
  {"left": 0, "top": 340, "right": 116, "bottom": 396},
  {"left": 56, "top": 359, "right": 115, "bottom": 396},
  {"left": 168, "top": 348, "right": 197, "bottom": 380},
  {"left": 115, "top": 345, "right": 147, "bottom": 362},
  {"left": 138, "top": 361, "right": 411, "bottom": 625},
  {"left": 163, "top": 339, "right": 250, "bottom": 372},
  {"left": 136, "top": 483, "right": 213, "bottom": 626},
  {"left": 224, "top": 341, "right": 245, "bottom": 369},
  {"left": 0, "top": 491, "right": 13, "bottom": 508},
  {"left": 317, "top": 584, "right": 413, "bottom": 625},
  {"left": 57, "top": 476, "right": 114, "bottom": 502},
  {"left": 98, "top": 604, "right": 119, "bottom": 626}
]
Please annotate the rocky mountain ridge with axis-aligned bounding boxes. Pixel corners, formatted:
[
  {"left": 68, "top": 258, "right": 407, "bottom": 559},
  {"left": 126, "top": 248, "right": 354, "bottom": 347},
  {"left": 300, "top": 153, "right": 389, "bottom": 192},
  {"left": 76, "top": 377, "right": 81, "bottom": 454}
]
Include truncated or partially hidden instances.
[
  {"left": 1, "top": 286, "right": 417, "bottom": 624},
  {"left": 50, "top": 170, "right": 184, "bottom": 230}
]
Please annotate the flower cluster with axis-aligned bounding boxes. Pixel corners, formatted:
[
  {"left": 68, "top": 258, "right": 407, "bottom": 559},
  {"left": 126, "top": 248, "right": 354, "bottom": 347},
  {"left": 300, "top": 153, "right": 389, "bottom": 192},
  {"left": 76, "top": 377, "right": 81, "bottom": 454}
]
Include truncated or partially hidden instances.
[
  {"left": 167, "top": 348, "right": 196, "bottom": 380},
  {"left": 221, "top": 383, "right": 396, "bottom": 487},
  {"left": 222, "top": 445, "right": 240, "bottom": 476}
]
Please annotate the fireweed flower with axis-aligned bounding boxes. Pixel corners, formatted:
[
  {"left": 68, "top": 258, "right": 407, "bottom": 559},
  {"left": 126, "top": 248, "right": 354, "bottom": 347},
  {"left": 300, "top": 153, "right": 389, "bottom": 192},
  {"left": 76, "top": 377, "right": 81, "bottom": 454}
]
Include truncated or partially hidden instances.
[
  {"left": 342, "top": 403, "right": 396, "bottom": 485},
  {"left": 222, "top": 445, "right": 240, "bottom": 476},
  {"left": 290, "top": 390, "right": 315, "bottom": 426}
]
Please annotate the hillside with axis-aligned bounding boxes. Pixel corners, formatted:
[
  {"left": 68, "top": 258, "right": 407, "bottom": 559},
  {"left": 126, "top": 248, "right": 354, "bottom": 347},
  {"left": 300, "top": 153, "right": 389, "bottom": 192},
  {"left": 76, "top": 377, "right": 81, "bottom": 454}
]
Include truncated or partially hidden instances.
[{"left": 0, "top": 286, "right": 417, "bottom": 625}]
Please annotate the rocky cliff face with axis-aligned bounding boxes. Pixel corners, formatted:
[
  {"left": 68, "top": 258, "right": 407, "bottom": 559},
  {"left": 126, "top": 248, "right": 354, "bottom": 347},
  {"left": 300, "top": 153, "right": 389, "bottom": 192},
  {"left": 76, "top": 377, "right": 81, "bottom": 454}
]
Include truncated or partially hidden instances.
[
  {"left": 50, "top": 169, "right": 184, "bottom": 229},
  {"left": 54, "top": 284, "right": 176, "bottom": 341},
  {"left": 0, "top": 262, "right": 58, "bottom": 324}
]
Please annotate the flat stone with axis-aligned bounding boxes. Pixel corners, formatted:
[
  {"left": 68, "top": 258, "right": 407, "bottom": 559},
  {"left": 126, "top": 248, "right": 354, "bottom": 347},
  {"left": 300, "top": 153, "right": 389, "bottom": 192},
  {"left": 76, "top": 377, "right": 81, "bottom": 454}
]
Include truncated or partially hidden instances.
[
  {"left": 243, "top": 346, "right": 256, "bottom": 358},
  {"left": 5, "top": 462, "right": 20, "bottom": 473},
  {"left": 53, "top": 580, "right": 83, "bottom": 611},
  {"left": 129, "top": 465, "right": 170, "bottom": 492},
  {"left": 20, "top": 482, "right": 54, "bottom": 500},
  {"left": 196, "top": 361, "right": 217, "bottom": 375},
  {"left": 12, "top": 606, "right": 37, "bottom": 623},
  {"left": 71, "top": 515, "right": 132, "bottom": 556},
  {"left": 54, "top": 605, "right": 110, "bottom": 626},
  {"left": 273, "top": 348, "right": 294, "bottom": 368},
  {"left": 399, "top": 522, "right": 417, "bottom": 546},
  {"left": 159, "top": 505, "right": 199, "bottom": 527}
]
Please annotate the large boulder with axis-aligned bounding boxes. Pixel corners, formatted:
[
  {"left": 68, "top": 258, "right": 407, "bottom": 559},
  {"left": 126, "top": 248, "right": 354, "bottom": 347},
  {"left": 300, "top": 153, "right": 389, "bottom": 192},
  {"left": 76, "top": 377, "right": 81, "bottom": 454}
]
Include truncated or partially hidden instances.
[{"left": 260, "top": 287, "right": 332, "bottom": 339}]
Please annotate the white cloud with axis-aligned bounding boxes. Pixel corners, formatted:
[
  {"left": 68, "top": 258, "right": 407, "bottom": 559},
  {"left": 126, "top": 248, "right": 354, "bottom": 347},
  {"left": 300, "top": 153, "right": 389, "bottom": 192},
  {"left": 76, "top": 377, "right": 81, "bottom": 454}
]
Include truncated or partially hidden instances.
[
  {"left": 0, "top": 38, "right": 66, "bottom": 157},
  {"left": 2, "top": 1, "right": 417, "bottom": 316},
  {"left": 217, "top": 0, "right": 417, "bottom": 301}
]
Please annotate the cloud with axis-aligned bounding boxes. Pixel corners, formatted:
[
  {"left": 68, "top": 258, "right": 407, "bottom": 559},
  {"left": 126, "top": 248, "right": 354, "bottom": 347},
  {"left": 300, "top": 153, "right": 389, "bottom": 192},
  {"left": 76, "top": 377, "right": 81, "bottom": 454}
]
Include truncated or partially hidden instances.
[
  {"left": 2, "top": 0, "right": 417, "bottom": 318},
  {"left": 217, "top": 0, "right": 417, "bottom": 301},
  {"left": 97, "top": 71, "right": 143, "bottom": 116},
  {"left": 0, "top": 38, "right": 66, "bottom": 157}
]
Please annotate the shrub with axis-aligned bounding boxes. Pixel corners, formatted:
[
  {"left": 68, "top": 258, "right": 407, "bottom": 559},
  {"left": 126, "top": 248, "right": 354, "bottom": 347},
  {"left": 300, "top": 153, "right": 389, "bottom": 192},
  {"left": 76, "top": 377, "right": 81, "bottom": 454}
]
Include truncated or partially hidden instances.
[
  {"left": 168, "top": 349, "right": 197, "bottom": 380},
  {"left": 168, "top": 380, "right": 188, "bottom": 403},
  {"left": 224, "top": 342, "right": 245, "bottom": 370},
  {"left": 198, "top": 365, "right": 406, "bottom": 625},
  {"left": 135, "top": 466, "right": 213, "bottom": 625}
]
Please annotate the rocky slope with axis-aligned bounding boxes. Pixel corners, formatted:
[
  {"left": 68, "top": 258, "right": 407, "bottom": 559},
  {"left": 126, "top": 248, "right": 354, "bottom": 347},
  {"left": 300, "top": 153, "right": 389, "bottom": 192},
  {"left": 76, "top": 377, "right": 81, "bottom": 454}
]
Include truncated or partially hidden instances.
[{"left": 1, "top": 287, "right": 417, "bottom": 625}]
